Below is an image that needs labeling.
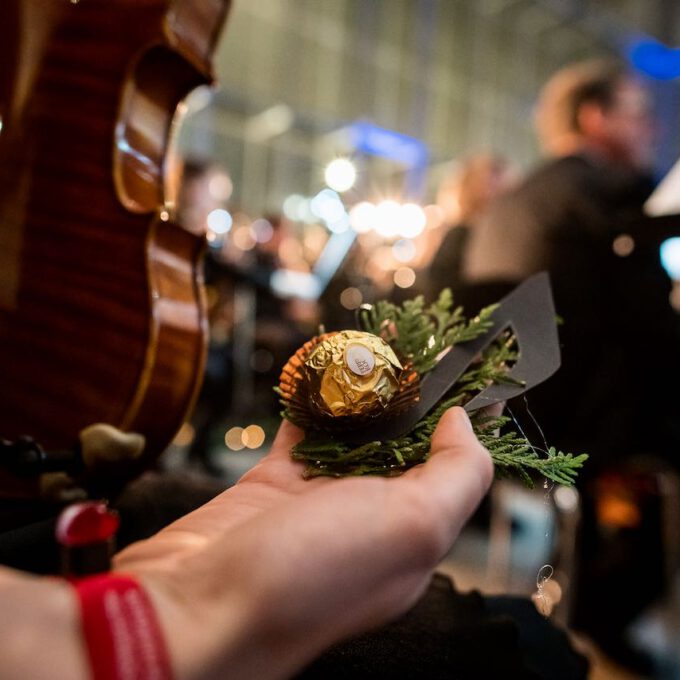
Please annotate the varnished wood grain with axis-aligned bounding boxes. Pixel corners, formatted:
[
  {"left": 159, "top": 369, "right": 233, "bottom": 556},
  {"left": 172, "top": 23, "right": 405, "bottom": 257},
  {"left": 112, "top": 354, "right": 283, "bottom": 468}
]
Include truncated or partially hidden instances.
[{"left": 0, "top": 0, "right": 230, "bottom": 495}]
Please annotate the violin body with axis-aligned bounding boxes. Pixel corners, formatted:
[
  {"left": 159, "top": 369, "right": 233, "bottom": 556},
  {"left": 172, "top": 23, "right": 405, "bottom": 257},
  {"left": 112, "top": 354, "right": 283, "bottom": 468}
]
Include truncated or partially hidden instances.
[{"left": 0, "top": 0, "right": 230, "bottom": 493}]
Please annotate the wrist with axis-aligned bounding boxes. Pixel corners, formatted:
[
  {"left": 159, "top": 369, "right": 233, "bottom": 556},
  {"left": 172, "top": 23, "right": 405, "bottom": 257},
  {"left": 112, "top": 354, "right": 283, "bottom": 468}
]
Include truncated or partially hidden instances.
[
  {"left": 71, "top": 573, "right": 173, "bottom": 680},
  {"left": 138, "top": 567, "right": 278, "bottom": 680},
  {"left": 138, "top": 558, "right": 331, "bottom": 680}
]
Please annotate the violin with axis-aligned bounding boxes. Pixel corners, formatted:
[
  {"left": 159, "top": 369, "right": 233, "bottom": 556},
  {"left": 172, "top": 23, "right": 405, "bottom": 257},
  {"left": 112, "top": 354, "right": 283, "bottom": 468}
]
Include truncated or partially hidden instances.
[{"left": 0, "top": 0, "right": 230, "bottom": 496}]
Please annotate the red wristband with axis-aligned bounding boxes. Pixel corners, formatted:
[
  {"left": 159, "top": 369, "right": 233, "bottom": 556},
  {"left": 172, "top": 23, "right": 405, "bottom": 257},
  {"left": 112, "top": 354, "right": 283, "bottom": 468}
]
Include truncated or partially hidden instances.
[{"left": 72, "top": 573, "right": 173, "bottom": 680}]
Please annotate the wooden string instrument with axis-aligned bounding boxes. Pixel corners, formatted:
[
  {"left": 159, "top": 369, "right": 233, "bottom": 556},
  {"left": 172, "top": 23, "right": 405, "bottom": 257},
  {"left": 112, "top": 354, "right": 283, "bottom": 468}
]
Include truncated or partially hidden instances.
[{"left": 0, "top": 0, "right": 231, "bottom": 496}]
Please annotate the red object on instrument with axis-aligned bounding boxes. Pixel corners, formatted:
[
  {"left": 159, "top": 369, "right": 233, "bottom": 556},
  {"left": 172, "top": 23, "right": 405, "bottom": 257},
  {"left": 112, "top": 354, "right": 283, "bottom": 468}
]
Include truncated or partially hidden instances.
[{"left": 56, "top": 501, "right": 120, "bottom": 548}]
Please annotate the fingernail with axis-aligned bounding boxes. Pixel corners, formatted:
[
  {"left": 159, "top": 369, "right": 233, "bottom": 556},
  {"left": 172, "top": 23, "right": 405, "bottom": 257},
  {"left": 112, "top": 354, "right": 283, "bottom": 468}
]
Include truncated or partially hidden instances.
[{"left": 458, "top": 407, "right": 473, "bottom": 432}]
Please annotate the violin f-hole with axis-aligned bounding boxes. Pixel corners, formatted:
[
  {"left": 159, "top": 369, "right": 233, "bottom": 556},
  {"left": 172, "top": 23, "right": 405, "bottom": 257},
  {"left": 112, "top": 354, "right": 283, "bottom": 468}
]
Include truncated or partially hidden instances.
[{"left": 113, "top": 45, "right": 208, "bottom": 217}]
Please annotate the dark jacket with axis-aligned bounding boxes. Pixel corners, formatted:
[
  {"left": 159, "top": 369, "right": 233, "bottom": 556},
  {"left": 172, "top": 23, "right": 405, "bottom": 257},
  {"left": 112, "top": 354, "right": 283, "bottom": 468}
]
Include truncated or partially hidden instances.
[{"left": 463, "top": 154, "right": 680, "bottom": 466}]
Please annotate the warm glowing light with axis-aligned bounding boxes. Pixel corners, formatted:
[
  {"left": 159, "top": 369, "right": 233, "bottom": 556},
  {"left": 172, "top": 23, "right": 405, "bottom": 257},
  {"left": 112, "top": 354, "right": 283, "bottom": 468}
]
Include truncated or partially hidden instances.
[
  {"left": 324, "top": 158, "right": 357, "bottom": 193},
  {"left": 398, "top": 203, "right": 426, "bottom": 238},
  {"left": 225, "top": 427, "right": 245, "bottom": 450},
  {"left": 349, "top": 201, "right": 376, "bottom": 233},
  {"left": 612, "top": 233, "right": 635, "bottom": 257},
  {"left": 207, "top": 208, "right": 233, "bottom": 234},
  {"left": 172, "top": 422, "right": 195, "bottom": 447},
  {"left": 208, "top": 174, "right": 233, "bottom": 201},
  {"left": 232, "top": 225, "right": 256, "bottom": 251},
  {"left": 340, "top": 287, "right": 363, "bottom": 310},
  {"left": 243, "top": 424, "right": 266, "bottom": 449},
  {"left": 159, "top": 209, "right": 170, "bottom": 222},
  {"left": 394, "top": 266, "right": 416, "bottom": 288},
  {"left": 374, "top": 200, "right": 401, "bottom": 238},
  {"left": 554, "top": 486, "right": 579, "bottom": 513},
  {"left": 393, "top": 239, "right": 416, "bottom": 263},
  {"left": 250, "top": 218, "right": 274, "bottom": 243}
]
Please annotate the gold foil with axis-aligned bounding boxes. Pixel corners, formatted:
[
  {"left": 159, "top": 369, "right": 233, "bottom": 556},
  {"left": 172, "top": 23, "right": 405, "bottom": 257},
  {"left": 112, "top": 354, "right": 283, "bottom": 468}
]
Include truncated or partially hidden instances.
[{"left": 304, "top": 331, "right": 402, "bottom": 417}]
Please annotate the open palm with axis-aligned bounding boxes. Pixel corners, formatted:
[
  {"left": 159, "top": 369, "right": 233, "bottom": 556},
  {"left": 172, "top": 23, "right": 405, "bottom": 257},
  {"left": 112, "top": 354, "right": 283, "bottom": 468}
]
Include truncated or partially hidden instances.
[{"left": 113, "top": 408, "right": 493, "bottom": 680}]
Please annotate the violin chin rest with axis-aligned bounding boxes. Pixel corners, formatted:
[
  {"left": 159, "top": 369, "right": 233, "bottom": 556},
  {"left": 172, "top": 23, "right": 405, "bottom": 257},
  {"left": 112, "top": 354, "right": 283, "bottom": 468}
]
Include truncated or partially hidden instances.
[{"left": 79, "top": 424, "right": 146, "bottom": 467}]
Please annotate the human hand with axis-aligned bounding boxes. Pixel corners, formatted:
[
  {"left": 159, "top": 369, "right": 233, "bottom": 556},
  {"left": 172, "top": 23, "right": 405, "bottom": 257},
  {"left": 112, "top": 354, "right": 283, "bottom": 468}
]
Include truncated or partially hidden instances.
[{"left": 114, "top": 406, "right": 493, "bottom": 680}]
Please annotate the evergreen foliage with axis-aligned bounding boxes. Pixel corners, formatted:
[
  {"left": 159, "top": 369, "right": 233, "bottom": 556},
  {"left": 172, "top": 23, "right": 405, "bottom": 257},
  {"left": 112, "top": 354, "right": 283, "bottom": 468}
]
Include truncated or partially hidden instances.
[{"left": 282, "top": 289, "right": 587, "bottom": 486}]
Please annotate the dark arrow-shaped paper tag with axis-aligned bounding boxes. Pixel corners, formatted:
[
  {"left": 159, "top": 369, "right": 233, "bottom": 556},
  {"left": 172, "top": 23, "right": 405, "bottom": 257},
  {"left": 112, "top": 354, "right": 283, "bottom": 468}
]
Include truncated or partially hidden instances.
[{"left": 343, "top": 272, "right": 560, "bottom": 445}]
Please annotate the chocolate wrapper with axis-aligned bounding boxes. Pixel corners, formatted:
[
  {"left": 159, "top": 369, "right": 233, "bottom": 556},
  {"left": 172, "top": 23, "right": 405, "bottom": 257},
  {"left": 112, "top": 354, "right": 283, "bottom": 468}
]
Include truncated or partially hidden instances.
[
  {"left": 304, "top": 331, "right": 402, "bottom": 417},
  {"left": 278, "top": 331, "right": 419, "bottom": 432}
]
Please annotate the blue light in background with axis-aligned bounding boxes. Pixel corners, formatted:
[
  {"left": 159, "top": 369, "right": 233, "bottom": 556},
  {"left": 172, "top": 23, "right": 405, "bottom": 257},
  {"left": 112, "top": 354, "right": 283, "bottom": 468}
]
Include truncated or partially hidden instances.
[
  {"left": 349, "top": 121, "right": 429, "bottom": 166},
  {"left": 347, "top": 121, "right": 429, "bottom": 197},
  {"left": 628, "top": 39, "right": 680, "bottom": 81},
  {"left": 660, "top": 238, "right": 680, "bottom": 279}
]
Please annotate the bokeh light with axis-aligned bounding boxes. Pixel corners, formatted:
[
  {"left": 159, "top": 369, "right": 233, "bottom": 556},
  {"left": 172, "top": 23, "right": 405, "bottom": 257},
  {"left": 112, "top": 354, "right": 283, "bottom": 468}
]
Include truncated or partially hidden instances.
[
  {"left": 324, "top": 158, "right": 357, "bottom": 192},
  {"left": 349, "top": 201, "right": 376, "bottom": 233},
  {"left": 250, "top": 218, "right": 274, "bottom": 243},
  {"left": 612, "top": 233, "right": 635, "bottom": 257},
  {"left": 225, "top": 427, "right": 245, "bottom": 450},
  {"left": 398, "top": 203, "right": 426, "bottom": 238},
  {"left": 660, "top": 237, "right": 680, "bottom": 279},
  {"left": 233, "top": 225, "right": 256, "bottom": 250},
  {"left": 207, "top": 208, "right": 233, "bottom": 234},
  {"left": 374, "top": 200, "right": 402, "bottom": 238},
  {"left": 243, "top": 424, "right": 266, "bottom": 449},
  {"left": 340, "top": 286, "right": 363, "bottom": 309},
  {"left": 394, "top": 266, "right": 416, "bottom": 288},
  {"left": 208, "top": 174, "right": 233, "bottom": 201}
]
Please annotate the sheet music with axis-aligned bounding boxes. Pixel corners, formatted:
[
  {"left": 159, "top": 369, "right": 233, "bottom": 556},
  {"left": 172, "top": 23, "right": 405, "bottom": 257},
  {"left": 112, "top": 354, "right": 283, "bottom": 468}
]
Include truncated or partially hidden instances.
[{"left": 645, "top": 159, "right": 680, "bottom": 217}]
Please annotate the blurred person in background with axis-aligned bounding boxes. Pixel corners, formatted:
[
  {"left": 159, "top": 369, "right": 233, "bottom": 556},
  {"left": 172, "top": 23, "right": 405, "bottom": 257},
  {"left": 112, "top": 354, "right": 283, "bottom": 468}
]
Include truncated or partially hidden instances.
[
  {"left": 463, "top": 58, "right": 680, "bottom": 673},
  {"left": 426, "top": 153, "right": 516, "bottom": 305}
]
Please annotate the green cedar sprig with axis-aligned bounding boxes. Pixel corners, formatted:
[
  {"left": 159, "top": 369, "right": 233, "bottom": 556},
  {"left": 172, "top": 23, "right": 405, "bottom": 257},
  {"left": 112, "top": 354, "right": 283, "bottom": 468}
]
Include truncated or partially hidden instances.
[
  {"left": 358, "top": 289, "right": 497, "bottom": 374},
  {"left": 283, "top": 290, "right": 587, "bottom": 486}
]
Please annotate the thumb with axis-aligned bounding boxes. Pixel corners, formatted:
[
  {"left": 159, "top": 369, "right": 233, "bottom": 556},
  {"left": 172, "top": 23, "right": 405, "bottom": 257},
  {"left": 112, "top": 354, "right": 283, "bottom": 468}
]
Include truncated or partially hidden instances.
[{"left": 410, "top": 407, "right": 493, "bottom": 525}]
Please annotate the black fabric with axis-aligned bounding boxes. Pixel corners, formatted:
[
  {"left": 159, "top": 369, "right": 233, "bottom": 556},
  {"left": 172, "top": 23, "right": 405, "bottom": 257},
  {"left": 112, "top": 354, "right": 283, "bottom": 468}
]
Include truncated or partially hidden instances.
[
  {"left": 296, "top": 573, "right": 588, "bottom": 680},
  {"left": 0, "top": 471, "right": 228, "bottom": 574},
  {"left": 426, "top": 224, "right": 471, "bottom": 301},
  {"left": 0, "top": 510, "right": 59, "bottom": 573},
  {"left": 464, "top": 154, "right": 680, "bottom": 466},
  {"left": 461, "top": 153, "right": 680, "bottom": 654}
]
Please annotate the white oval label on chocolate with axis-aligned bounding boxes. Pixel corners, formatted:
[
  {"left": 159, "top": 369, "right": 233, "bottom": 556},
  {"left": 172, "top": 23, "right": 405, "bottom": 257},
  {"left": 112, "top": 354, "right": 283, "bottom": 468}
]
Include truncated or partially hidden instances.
[{"left": 345, "top": 343, "right": 375, "bottom": 376}]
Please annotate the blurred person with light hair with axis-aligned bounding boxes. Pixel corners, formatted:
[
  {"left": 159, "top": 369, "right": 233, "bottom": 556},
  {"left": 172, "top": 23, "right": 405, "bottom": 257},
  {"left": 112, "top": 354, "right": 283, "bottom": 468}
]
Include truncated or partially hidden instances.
[
  {"left": 426, "top": 153, "right": 516, "bottom": 304},
  {"left": 463, "top": 57, "right": 680, "bottom": 674}
]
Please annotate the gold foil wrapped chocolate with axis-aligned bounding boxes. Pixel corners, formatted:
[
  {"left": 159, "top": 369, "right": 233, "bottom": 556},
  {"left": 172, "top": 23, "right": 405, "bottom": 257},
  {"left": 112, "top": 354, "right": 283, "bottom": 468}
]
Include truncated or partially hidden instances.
[
  {"left": 278, "top": 331, "right": 420, "bottom": 432},
  {"left": 304, "top": 331, "right": 402, "bottom": 417}
]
